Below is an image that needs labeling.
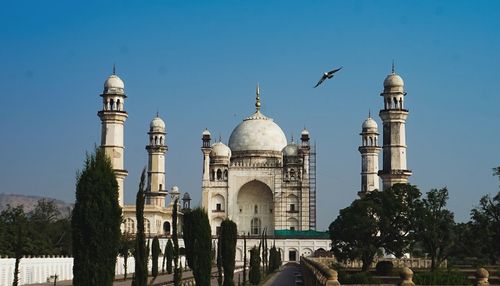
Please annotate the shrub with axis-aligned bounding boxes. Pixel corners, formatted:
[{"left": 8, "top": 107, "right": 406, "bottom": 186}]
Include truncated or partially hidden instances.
[
  {"left": 413, "top": 270, "right": 469, "bottom": 285},
  {"left": 375, "top": 261, "right": 394, "bottom": 276}
]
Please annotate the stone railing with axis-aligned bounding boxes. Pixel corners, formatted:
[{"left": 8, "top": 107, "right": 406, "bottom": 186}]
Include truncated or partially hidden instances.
[
  {"left": 313, "top": 257, "right": 445, "bottom": 269},
  {"left": 300, "top": 258, "right": 491, "bottom": 286},
  {"left": 301, "top": 256, "right": 340, "bottom": 286}
]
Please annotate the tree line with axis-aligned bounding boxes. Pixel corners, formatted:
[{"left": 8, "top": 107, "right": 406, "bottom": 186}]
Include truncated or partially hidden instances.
[
  {"left": 329, "top": 179, "right": 500, "bottom": 272},
  {"left": 0, "top": 199, "right": 72, "bottom": 286}
]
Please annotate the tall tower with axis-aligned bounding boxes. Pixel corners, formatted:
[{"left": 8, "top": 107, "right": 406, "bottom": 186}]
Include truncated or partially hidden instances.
[
  {"left": 98, "top": 68, "right": 128, "bottom": 206},
  {"left": 358, "top": 114, "right": 381, "bottom": 196},
  {"left": 145, "top": 115, "right": 168, "bottom": 207},
  {"left": 378, "top": 66, "right": 412, "bottom": 190}
]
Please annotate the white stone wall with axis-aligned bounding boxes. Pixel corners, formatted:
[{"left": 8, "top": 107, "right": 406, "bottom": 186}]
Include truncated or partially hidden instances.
[{"left": 234, "top": 238, "right": 330, "bottom": 263}]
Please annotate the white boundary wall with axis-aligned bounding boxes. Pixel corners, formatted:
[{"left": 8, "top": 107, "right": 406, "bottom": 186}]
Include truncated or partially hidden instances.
[{"left": 0, "top": 238, "right": 187, "bottom": 286}]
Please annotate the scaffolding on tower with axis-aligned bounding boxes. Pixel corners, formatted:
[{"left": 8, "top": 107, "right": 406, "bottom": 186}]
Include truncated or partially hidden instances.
[{"left": 309, "top": 142, "right": 317, "bottom": 230}]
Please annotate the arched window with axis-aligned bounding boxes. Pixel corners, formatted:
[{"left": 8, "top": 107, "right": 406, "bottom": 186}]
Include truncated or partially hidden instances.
[
  {"left": 216, "top": 169, "right": 222, "bottom": 180},
  {"left": 154, "top": 136, "right": 158, "bottom": 145},
  {"left": 110, "top": 99, "right": 115, "bottom": 110},
  {"left": 393, "top": 97, "right": 398, "bottom": 109},
  {"left": 163, "top": 221, "right": 171, "bottom": 235},
  {"left": 254, "top": 205, "right": 258, "bottom": 214},
  {"left": 160, "top": 136, "right": 163, "bottom": 145},
  {"left": 290, "top": 169, "right": 295, "bottom": 180},
  {"left": 223, "top": 169, "right": 228, "bottom": 181},
  {"left": 116, "top": 99, "right": 121, "bottom": 111},
  {"left": 144, "top": 218, "right": 151, "bottom": 234},
  {"left": 125, "top": 218, "right": 135, "bottom": 234},
  {"left": 210, "top": 169, "right": 215, "bottom": 181},
  {"left": 399, "top": 98, "right": 403, "bottom": 109},
  {"left": 369, "top": 137, "right": 373, "bottom": 146},
  {"left": 251, "top": 218, "right": 261, "bottom": 235}
]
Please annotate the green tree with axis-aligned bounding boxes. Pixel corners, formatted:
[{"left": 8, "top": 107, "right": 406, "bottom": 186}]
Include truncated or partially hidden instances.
[
  {"left": 172, "top": 198, "right": 182, "bottom": 286},
  {"left": 329, "top": 184, "right": 421, "bottom": 271},
  {"left": 164, "top": 239, "right": 173, "bottom": 274},
  {"left": 72, "top": 148, "right": 122, "bottom": 286},
  {"left": 268, "top": 245, "right": 277, "bottom": 273},
  {"left": 220, "top": 219, "right": 237, "bottom": 286},
  {"left": 0, "top": 206, "right": 29, "bottom": 286},
  {"left": 242, "top": 233, "right": 247, "bottom": 286},
  {"left": 151, "top": 236, "right": 161, "bottom": 278},
  {"left": 183, "top": 208, "right": 212, "bottom": 286},
  {"left": 470, "top": 191, "right": 500, "bottom": 264},
  {"left": 118, "top": 233, "right": 134, "bottom": 280},
  {"left": 414, "top": 188, "right": 455, "bottom": 270},
  {"left": 217, "top": 237, "right": 223, "bottom": 286},
  {"left": 248, "top": 246, "right": 261, "bottom": 285},
  {"left": 133, "top": 169, "right": 148, "bottom": 286}
]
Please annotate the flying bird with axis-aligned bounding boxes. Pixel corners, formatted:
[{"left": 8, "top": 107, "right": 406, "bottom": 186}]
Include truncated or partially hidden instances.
[{"left": 314, "top": 67, "right": 342, "bottom": 88}]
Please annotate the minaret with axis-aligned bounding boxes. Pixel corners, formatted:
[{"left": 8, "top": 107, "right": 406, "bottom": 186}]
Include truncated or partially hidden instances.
[
  {"left": 98, "top": 67, "right": 128, "bottom": 206},
  {"left": 378, "top": 64, "right": 412, "bottom": 190},
  {"left": 358, "top": 113, "right": 381, "bottom": 196},
  {"left": 145, "top": 114, "right": 168, "bottom": 207},
  {"left": 201, "top": 129, "right": 212, "bottom": 182}
]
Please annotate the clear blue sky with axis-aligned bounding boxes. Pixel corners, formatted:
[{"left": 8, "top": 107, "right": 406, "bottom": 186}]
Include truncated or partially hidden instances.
[{"left": 1, "top": 1, "right": 499, "bottom": 230}]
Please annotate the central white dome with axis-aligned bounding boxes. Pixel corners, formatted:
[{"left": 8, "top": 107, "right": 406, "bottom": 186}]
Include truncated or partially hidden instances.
[{"left": 228, "top": 111, "right": 287, "bottom": 153}]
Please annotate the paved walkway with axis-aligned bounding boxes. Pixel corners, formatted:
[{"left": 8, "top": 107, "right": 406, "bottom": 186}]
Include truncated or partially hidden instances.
[{"left": 262, "top": 263, "right": 303, "bottom": 286}]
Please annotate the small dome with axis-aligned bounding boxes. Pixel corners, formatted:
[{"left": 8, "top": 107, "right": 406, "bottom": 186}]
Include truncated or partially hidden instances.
[
  {"left": 210, "top": 142, "right": 231, "bottom": 157},
  {"left": 228, "top": 111, "right": 287, "bottom": 153},
  {"left": 383, "top": 73, "right": 404, "bottom": 93},
  {"left": 150, "top": 116, "right": 166, "bottom": 132},
  {"left": 171, "top": 186, "right": 180, "bottom": 194},
  {"left": 202, "top": 129, "right": 211, "bottom": 136},
  {"left": 182, "top": 192, "right": 191, "bottom": 200},
  {"left": 282, "top": 143, "right": 299, "bottom": 157},
  {"left": 362, "top": 117, "right": 378, "bottom": 129},
  {"left": 103, "top": 74, "right": 125, "bottom": 94},
  {"left": 301, "top": 128, "right": 310, "bottom": 136},
  {"left": 384, "top": 73, "right": 404, "bottom": 87}
]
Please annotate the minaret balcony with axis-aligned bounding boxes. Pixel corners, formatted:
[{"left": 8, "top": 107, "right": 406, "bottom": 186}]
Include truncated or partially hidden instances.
[
  {"left": 378, "top": 169, "right": 412, "bottom": 176},
  {"left": 145, "top": 190, "right": 168, "bottom": 197}
]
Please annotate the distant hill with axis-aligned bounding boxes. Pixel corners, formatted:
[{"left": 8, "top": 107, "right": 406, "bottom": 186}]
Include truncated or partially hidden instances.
[{"left": 0, "top": 193, "right": 72, "bottom": 217}]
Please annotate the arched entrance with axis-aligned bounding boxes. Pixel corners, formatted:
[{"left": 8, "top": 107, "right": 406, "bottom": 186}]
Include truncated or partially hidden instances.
[{"left": 236, "top": 180, "right": 273, "bottom": 235}]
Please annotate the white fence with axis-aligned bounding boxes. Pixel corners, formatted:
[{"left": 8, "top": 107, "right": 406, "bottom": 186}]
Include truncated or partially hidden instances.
[
  {"left": 0, "top": 255, "right": 187, "bottom": 286},
  {"left": 0, "top": 238, "right": 186, "bottom": 286}
]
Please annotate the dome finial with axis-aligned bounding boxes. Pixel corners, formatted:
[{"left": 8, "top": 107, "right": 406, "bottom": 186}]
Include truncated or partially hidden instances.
[
  {"left": 368, "top": 109, "right": 371, "bottom": 118},
  {"left": 391, "top": 60, "right": 395, "bottom": 74},
  {"left": 255, "top": 83, "right": 261, "bottom": 112},
  {"left": 113, "top": 63, "right": 116, "bottom": 75},
  {"left": 156, "top": 109, "right": 159, "bottom": 117}
]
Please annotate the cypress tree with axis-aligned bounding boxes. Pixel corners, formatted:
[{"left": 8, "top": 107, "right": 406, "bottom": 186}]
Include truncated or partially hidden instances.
[
  {"left": 165, "top": 239, "right": 173, "bottom": 274},
  {"left": 242, "top": 233, "right": 247, "bottom": 286},
  {"left": 133, "top": 169, "right": 148, "bottom": 286},
  {"left": 183, "top": 208, "right": 212, "bottom": 286},
  {"left": 72, "top": 148, "right": 122, "bottom": 286},
  {"left": 248, "top": 246, "right": 261, "bottom": 285},
  {"left": 217, "top": 237, "right": 223, "bottom": 286},
  {"left": 172, "top": 199, "right": 182, "bottom": 286},
  {"left": 221, "top": 219, "right": 237, "bottom": 286},
  {"left": 151, "top": 236, "right": 160, "bottom": 278}
]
